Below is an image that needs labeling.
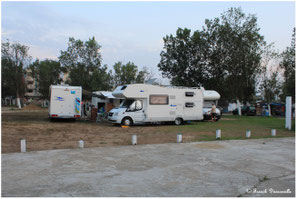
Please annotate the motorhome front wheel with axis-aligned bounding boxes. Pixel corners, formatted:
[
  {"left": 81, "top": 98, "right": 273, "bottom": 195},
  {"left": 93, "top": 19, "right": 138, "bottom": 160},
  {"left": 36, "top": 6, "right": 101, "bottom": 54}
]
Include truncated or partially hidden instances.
[{"left": 122, "top": 117, "right": 133, "bottom": 126}]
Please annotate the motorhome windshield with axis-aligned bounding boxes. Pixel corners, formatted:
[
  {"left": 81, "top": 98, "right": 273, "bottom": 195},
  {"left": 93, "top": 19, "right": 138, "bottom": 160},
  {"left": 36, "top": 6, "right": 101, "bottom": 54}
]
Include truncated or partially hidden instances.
[{"left": 120, "top": 99, "right": 134, "bottom": 108}]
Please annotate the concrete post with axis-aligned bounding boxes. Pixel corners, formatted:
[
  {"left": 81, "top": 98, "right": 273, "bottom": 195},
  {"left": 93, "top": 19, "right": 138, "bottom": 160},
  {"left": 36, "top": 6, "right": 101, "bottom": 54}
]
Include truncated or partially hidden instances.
[
  {"left": 285, "top": 96, "right": 292, "bottom": 130},
  {"left": 21, "top": 139, "right": 26, "bottom": 153},
  {"left": 246, "top": 130, "right": 251, "bottom": 138},
  {"left": 177, "top": 133, "right": 182, "bottom": 143},
  {"left": 271, "top": 129, "right": 276, "bottom": 136},
  {"left": 216, "top": 129, "right": 221, "bottom": 139},
  {"left": 132, "top": 135, "right": 137, "bottom": 145},
  {"left": 78, "top": 140, "right": 84, "bottom": 148}
]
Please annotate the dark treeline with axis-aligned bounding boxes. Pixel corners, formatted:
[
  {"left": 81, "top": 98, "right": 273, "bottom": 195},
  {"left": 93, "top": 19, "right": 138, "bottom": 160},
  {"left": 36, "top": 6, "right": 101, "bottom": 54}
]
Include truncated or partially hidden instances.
[{"left": 158, "top": 7, "right": 295, "bottom": 103}]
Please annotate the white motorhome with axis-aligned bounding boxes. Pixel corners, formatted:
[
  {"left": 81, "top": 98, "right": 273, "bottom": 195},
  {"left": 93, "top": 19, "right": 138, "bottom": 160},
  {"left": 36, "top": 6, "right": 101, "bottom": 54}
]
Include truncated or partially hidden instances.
[
  {"left": 108, "top": 84, "right": 203, "bottom": 126},
  {"left": 49, "top": 85, "right": 82, "bottom": 119},
  {"left": 203, "top": 90, "right": 221, "bottom": 121}
]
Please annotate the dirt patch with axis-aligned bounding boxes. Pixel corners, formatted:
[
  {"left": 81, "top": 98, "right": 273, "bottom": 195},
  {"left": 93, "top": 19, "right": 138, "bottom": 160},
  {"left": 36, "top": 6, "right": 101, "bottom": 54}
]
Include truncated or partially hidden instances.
[
  {"left": 22, "top": 104, "right": 45, "bottom": 111},
  {"left": 2, "top": 111, "right": 193, "bottom": 153},
  {"left": 195, "top": 143, "right": 225, "bottom": 149}
]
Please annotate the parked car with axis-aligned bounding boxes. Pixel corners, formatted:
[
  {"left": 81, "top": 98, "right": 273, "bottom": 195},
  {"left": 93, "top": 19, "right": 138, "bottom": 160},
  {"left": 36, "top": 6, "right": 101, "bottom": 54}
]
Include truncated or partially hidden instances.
[{"left": 232, "top": 106, "right": 256, "bottom": 116}]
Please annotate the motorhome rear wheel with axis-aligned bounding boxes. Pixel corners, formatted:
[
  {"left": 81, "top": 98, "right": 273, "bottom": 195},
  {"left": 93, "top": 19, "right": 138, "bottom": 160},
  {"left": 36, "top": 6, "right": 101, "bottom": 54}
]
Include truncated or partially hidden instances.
[{"left": 174, "top": 118, "right": 183, "bottom": 125}]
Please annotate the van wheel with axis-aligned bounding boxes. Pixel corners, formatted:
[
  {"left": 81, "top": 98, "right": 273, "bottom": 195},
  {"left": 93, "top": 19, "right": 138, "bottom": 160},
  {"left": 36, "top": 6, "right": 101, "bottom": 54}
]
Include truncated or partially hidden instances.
[
  {"left": 174, "top": 118, "right": 183, "bottom": 125},
  {"left": 122, "top": 117, "right": 133, "bottom": 126}
]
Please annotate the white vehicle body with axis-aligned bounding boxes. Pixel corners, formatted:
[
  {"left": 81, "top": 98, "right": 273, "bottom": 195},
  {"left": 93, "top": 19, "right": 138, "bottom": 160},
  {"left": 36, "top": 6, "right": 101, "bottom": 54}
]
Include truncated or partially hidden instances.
[
  {"left": 108, "top": 84, "right": 203, "bottom": 125},
  {"left": 203, "top": 90, "right": 221, "bottom": 119},
  {"left": 49, "top": 85, "right": 82, "bottom": 119}
]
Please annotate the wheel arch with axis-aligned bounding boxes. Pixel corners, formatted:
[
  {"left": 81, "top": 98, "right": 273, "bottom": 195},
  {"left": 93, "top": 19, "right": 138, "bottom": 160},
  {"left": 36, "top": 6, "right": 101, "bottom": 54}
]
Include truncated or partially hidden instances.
[{"left": 121, "top": 116, "right": 134, "bottom": 125}]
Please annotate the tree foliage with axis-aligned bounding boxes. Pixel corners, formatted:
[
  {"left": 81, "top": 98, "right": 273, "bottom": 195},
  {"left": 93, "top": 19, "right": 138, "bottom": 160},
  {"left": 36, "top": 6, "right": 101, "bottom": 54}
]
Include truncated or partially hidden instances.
[
  {"left": 1, "top": 40, "right": 30, "bottom": 106},
  {"left": 59, "top": 37, "right": 112, "bottom": 91},
  {"left": 280, "top": 28, "right": 295, "bottom": 101},
  {"left": 1, "top": 58, "right": 16, "bottom": 98},
  {"left": 258, "top": 43, "right": 282, "bottom": 102},
  {"left": 158, "top": 7, "right": 265, "bottom": 102},
  {"left": 112, "top": 62, "right": 150, "bottom": 87},
  {"left": 30, "top": 59, "right": 65, "bottom": 99},
  {"left": 158, "top": 28, "right": 208, "bottom": 87}
]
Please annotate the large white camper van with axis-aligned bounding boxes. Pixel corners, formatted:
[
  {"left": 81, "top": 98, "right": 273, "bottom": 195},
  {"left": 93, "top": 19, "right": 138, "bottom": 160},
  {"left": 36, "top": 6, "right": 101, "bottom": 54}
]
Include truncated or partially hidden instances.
[
  {"left": 202, "top": 90, "right": 221, "bottom": 120},
  {"left": 49, "top": 85, "right": 82, "bottom": 119},
  {"left": 108, "top": 84, "right": 203, "bottom": 126}
]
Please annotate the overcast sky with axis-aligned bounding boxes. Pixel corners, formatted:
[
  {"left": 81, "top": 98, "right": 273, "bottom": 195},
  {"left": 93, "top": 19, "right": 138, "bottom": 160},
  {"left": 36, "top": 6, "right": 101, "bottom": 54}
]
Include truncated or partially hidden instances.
[{"left": 2, "top": 1, "right": 295, "bottom": 81}]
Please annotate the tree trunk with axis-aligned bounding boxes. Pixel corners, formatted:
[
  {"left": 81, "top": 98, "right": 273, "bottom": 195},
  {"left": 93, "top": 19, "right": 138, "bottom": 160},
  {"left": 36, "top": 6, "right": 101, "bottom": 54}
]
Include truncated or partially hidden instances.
[
  {"left": 237, "top": 99, "right": 241, "bottom": 116},
  {"left": 268, "top": 104, "right": 271, "bottom": 117},
  {"left": 16, "top": 97, "right": 21, "bottom": 109}
]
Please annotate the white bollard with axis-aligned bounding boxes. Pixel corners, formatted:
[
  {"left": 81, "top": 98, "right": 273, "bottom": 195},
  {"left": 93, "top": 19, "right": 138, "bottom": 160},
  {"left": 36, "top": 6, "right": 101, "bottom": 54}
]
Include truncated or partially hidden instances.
[
  {"left": 177, "top": 133, "right": 182, "bottom": 143},
  {"left": 132, "top": 135, "right": 137, "bottom": 145},
  {"left": 21, "top": 139, "right": 26, "bottom": 153},
  {"left": 285, "top": 96, "right": 292, "bottom": 130},
  {"left": 78, "top": 140, "right": 84, "bottom": 148},
  {"left": 271, "top": 129, "right": 276, "bottom": 136},
  {"left": 216, "top": 129, "right": 221, "bottom": 139},
  {"left": 246, "top": 130, "right": 251, "bottom": 138}
]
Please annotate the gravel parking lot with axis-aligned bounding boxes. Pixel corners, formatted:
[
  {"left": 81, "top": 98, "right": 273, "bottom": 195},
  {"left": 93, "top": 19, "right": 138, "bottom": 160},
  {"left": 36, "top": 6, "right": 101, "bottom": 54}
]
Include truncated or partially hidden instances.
[{"left": 2, "top": 137, "right": 295, "bottom": 197}]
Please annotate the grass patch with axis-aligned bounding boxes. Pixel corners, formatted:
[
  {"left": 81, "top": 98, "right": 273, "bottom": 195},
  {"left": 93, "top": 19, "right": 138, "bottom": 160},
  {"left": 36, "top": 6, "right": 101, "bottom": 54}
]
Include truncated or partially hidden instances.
[{"left": 159, "top": 115, "right": 295, "bottom": 142}]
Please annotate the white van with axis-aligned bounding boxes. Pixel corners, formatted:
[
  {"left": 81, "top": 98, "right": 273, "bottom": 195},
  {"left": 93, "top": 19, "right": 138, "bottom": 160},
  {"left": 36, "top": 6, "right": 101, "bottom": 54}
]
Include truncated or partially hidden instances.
[
  {"left": 202, "top": 90, "right": 221, "bottom": 121},
  {"left": 48, "top": 85, "right": 82, "bottom": 119},
  {"left": 108, "top": 84, "right": 203, "bottom": 126}
]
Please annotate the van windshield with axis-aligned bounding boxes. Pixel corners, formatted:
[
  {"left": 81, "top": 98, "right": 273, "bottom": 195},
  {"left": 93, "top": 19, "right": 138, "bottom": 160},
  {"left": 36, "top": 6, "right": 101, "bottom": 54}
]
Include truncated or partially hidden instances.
[
  {"left": 120, "top": 99, "right": 134, "bottom": 108},
  {"left": 204, "top": 101, "right": 216, "bottom": 108}
]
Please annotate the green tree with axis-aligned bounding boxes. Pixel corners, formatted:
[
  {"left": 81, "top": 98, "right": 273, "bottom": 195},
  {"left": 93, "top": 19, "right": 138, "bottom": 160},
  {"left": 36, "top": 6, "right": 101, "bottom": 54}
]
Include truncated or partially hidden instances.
[
  {"left": 30, "top": 59, "right": 65, "bottom": 99},
  {"left": 260, "top": 71, "right": 282, "bottom": 102},
  {"left": 158, "top": 28, "right": 208, "bottom": 87},
  {"left": 158, "top": 7, "right": 265, "bottom": 102},
  {"left": 280, "top": 28, "right": 295, "bottom": 101},
  {"left": 1, "top": 40, "right": 31, "bottom": 108},
  {"left": 59, "top": 37, "right": 111, "bottom": 91},
  {"left": 112, "top": 61, "right": 147, "bottom": 86},
  {"left": 1, "top": 58, "right": 16, "bottom": 98},
  {"left": 258, "top": 43, "right": 282, "bottom": 102}
]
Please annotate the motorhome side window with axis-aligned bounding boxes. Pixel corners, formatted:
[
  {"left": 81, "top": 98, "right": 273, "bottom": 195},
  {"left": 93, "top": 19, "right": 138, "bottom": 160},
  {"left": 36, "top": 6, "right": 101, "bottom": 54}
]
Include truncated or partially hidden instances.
[
  {"left": 185, "top": 92, "right": 194, "bottom": 97},
  {"left": 149, "top": 95, "right": 169, "bottom": 105},
  {"left": 185, "top": 102, "right": 195, "bottom": 107}
]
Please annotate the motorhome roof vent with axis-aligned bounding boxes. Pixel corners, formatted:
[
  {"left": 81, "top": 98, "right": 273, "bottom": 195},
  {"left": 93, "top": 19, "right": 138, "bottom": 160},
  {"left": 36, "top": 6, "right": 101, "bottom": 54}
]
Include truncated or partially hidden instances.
[
  {"left": 121, "top": 86, "right": 127, "bottom": 90},
  {"left": 185, "top": 92, "right": 194, "bottom": 97}
]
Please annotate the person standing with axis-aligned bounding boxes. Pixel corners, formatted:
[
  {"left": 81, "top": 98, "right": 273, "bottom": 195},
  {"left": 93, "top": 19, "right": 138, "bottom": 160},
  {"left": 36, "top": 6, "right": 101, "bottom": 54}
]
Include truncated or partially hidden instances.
[{"left": 211, "top": 103, "right": 217, "bottom": 122}]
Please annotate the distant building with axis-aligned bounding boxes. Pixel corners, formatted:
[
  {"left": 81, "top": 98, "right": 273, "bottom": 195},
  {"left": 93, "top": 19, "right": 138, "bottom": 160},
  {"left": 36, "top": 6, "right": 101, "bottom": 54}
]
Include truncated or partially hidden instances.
[
  {"left": 24, "top": 68, "right": 41, "bottom": 99},
  {"left": 62, "top": 72, "right": 70, "bottom": 84}
]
